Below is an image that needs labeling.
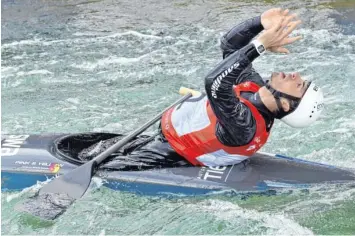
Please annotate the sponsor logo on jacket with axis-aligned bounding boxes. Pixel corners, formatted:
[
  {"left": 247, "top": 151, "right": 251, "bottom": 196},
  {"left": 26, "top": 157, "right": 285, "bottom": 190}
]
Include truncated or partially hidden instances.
[{"left": 211, "top": 62, "right": 240, "bottom": 98}]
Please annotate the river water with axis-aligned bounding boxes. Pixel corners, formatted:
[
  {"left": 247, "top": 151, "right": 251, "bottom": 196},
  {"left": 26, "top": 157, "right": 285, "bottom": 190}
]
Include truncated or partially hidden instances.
[{"left": 2, "top": 0, "right": 355, "bottom": 234}]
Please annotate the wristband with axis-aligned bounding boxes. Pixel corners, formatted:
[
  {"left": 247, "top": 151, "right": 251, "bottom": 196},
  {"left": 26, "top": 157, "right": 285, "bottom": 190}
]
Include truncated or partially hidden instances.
[{"left": 252, "top": 40, "right": 266, "bottom": 55}]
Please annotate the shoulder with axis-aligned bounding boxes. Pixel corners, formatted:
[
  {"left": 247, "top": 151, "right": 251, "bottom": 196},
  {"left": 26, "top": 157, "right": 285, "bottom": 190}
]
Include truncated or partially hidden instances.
[{"left": 235, "top": 66, "right": 265, "bottom": 87}]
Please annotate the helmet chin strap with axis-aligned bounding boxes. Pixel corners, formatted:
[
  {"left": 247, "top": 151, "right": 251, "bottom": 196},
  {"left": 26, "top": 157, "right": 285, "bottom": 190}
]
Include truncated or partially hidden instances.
[{"left": 265, "top": 83, "right": 301, "bottom": 119}]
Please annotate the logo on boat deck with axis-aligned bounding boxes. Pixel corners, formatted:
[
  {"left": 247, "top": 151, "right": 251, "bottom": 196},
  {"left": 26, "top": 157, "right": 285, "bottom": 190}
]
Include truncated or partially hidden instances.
[
  {"left": 198, "top": 166, "right": 228, "bottom": 181},
  {"left": 14, "top": 161, "right": 64, "bottom": 173},
  {"left": 49, "top": 163, "right": 61, "bottom": 173},
  {"left": 1, "top": 135, "right": 29, "bottom": 156}
]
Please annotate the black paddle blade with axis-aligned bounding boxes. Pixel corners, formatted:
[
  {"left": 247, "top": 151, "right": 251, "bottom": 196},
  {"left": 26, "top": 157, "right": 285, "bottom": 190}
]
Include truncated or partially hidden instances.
[
  {"left": 18, "top": 160, "right": 96, "bottom": 220},
  {"left": 40, "top": 160, "right": 96, "bottom": 199}
]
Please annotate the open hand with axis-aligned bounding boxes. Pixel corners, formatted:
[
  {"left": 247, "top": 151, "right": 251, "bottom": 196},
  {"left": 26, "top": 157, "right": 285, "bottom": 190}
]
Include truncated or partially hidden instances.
[
  {"left": 257, "top": 12, "right": 302, "bottom": 54},
  {"left": 261, "top": 8, "right": 290, "bottom": 30}
]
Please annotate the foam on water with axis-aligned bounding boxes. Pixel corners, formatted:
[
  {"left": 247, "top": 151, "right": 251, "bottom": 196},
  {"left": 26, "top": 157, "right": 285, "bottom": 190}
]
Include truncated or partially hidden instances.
[
  {"left": 103, "top": 30, "right": 164, "bottom": 40},
  {"left": 2, "top": 0, "right": 355, "bottom": 234},
  {"left": 1, "top": 38, "right": 44, "bottom": 48},
  {"left": 304, "top": 148, "right": 355, "bottom": 169},
  {"left": 72, "top": 54, "right": 149, "bottom": 70},
  {"left": 66, "top": 97, "right": 80, "bottom": 105},
  {"left": 197, "top": 199, "right": 314, "bottom": 235},
  {"left": 16, "top": 69, "right": 53, "bottom": 76},
  {"left": 6, "top": 179, "right": 52, "bottom": 203}
]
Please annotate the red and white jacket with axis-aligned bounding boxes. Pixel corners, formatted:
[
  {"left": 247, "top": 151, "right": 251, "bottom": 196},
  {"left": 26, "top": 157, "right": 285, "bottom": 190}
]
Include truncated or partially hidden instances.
[{"left": 161, "top": 82, "right": 270, "bottom": 166}]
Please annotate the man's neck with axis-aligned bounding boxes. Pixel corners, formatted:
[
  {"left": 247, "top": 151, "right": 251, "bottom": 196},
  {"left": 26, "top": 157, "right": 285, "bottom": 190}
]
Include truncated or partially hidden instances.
[{"left": 258, "top": 86, "right": 278, "bottom": 113}]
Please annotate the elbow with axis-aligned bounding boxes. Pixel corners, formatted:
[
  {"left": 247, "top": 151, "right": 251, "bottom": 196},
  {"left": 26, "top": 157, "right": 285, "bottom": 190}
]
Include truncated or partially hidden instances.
[
  {"left": 220, "top": 35, "right": 238, "bottom": 59},
  {"left": 220, "top": 35, "right": 227, "bottom": 51},
  {"left": 220, "top": 36, "right": 231, "bottom": 56},
  {"left": 205, "top": 74, "right": 213, "bottom": 88}
]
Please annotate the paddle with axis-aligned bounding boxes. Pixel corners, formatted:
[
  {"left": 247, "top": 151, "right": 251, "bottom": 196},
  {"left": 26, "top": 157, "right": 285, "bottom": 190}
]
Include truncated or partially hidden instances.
[{"left": 22, "top": 92, "right": 193, "bottom": 219}]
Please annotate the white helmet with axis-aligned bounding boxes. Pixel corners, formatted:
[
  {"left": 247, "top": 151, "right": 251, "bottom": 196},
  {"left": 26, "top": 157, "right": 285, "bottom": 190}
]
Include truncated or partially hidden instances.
[
  {"left": 281, "top": 82, "right": 324, "bottom": 128},
  {"left": 265, "top": 81, "right": 324, "bottom": 128}
]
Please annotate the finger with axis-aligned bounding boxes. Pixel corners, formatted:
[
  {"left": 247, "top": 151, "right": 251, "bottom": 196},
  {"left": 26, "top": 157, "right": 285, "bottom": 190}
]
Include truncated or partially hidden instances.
[
  {"left": 275, "top": 15, "right": 297, "bottom": 34},
  {"left": 273, "top": 16, "right": 286, "bottom": 32},
  {"left": 284, "top": 22, "right": 294, "bottom": 29},
  {"left": 282, "top": 19, "right": 300, "bottom": 32},
  {"left": 281, "top": 20, "right": 302, "bottom": 38},
  {"left": 276, "top": 47, "right": 290, "bottom": 54},
  {"left": 269, "top": 46, "right": 289, "bottom": 54},
  {"left": 280, "top": 35, "right": 303, "bottom": 45},
  {"left": 282, "top": 13, "right": 298, "bottom": 27},
  {"left": 282, "top": 9, "right": 290, "bottom": 16}
]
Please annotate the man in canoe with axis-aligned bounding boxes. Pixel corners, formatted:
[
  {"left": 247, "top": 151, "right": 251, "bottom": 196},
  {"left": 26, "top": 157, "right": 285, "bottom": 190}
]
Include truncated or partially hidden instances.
[{"left": 84, "top": 8, "right": 324, "bottom": 169}]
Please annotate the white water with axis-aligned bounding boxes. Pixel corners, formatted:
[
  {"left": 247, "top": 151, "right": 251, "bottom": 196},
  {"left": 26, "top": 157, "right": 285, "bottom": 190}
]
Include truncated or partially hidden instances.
[{"left": 2, "top": 0, "right": 355, "bottom": 234}]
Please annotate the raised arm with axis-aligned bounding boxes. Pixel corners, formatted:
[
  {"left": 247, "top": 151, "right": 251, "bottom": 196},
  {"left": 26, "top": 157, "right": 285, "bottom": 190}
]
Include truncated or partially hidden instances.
[
  {"left": 221, "top": 8, "right": 298, "bottom": 58},
  {"left": 205, "top": 43, "right": 260, "bottom": 146},
  {"left": 220, "top": 16, "right": 264, "bottom": 59},
  {"left": 205, "top": 10, "right": 302, "bottom": 146}
]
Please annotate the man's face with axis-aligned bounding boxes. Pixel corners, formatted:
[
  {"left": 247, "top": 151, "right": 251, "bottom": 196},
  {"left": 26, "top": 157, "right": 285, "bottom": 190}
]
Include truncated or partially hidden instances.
[{"left": 269, "top": 72, "right": 308, "bottom": 98}]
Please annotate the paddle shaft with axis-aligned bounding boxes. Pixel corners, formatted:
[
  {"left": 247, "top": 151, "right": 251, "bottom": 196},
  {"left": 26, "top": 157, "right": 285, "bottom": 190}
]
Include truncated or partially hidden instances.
[{"left": 94, "top": 93, "right": 192, "bottom": 165}]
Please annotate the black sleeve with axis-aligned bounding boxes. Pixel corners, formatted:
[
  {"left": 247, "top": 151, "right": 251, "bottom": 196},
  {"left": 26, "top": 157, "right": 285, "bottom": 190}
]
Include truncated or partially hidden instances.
[
  {"left": 220, "top": 16, "right": 264, "bottom": 59},
  {"left": 205, "top": 43, "right": 261, "bottom": 147}
]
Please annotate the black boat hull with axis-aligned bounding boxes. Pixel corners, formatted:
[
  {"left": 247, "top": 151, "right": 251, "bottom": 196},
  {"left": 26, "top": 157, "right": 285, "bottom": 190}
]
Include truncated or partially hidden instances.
[{"left": 2, "top": 133, "right": 355, "bottom": 196}]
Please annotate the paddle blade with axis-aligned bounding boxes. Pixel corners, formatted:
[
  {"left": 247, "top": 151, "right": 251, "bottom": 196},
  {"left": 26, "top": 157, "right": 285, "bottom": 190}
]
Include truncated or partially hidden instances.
[
  {"left": 39, "top": 160, "right": 96, "bottom": 199},
  {"left": 18, "top": 160, "right": 96, "bottom": 220}
]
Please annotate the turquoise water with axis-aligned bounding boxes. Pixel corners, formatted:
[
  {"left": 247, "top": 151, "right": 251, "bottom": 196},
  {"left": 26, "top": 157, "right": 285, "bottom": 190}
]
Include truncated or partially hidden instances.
[{"left": 2, "top": 0, "right": 355, "bottom": 234}]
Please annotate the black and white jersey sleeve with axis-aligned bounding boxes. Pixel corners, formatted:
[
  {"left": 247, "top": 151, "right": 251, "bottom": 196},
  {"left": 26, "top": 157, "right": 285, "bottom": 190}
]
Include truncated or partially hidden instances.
[{"left": 204, "top": 16, "right": 265, "bottom": 147}]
